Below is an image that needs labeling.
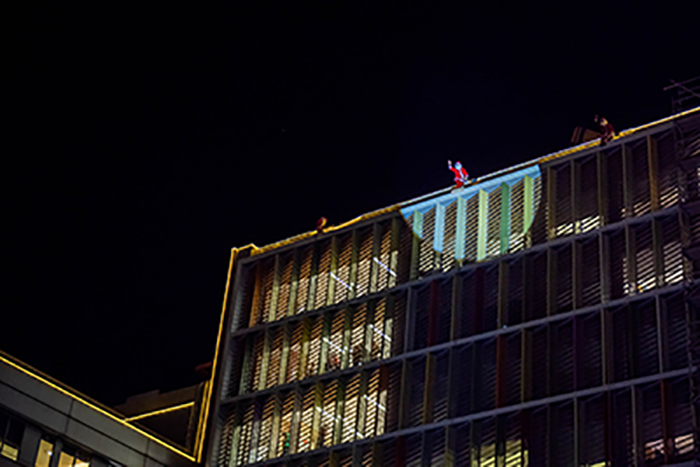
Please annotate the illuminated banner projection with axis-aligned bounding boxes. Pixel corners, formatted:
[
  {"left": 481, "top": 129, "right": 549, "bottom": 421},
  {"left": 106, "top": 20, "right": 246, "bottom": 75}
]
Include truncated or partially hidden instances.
[{"left": 400, "top": 165, "right": 542, "bottom": 267}]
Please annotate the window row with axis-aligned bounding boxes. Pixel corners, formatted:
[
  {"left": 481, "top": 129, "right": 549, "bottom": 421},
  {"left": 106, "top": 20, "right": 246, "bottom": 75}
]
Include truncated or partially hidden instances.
[
  {"left": 239, "top": 218, "right": 412, "bottom": 329},
  {"left": 0, "top": 409, "right": 101, "bottom": 467},
  {"left": 402, "top": 294, "right": 691, "bottom": 425},
  {"left": 235, "top": 129, "right": 683, "bottom": 333},
  {"left": 231, "top": 294, "right": 406, "bottom": 397},
  {"left": 416, "top": 213, "right": 685, "bottom": 349},
  {"left": 401, "top": 129, "right": 680, "bottom": 277},
  {"left": 243, "top": 163, "right": 685, "bottom": 338},
  {"left": 231, "top": 212, "right": 687, "bottom": 396},
  {"left": 227, "top": 290, "right": 692, "bottom": 447},
  {"left": 544, "top": 133, "right": 679, "bottom": 240},
  {"left": 221, "top": 377, "right": 695, "bottom": 467},
  {"left": 224, "top": 367, "right": 396, "bottom": 465}
]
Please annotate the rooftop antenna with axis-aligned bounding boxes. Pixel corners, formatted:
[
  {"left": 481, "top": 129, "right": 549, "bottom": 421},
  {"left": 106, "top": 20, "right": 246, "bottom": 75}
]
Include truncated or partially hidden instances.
[{"left": 663, "top": 76, "right": 700, "bottom": 113}]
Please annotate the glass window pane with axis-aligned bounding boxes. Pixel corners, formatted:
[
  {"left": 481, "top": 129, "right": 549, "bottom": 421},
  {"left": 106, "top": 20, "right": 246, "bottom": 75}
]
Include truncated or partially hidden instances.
[
  {"left": 6, "top": 418, "right": 24, "bottom": 445},
  {"left": 1, "top": 444, "right": 19, "bottom": 461},
  {"left": 35, "top": 439, "right": 54, "bottom": 467},
  {"left": 0, "top": 412, "right": 8, "bottom": 437},
  {"left": 58, "top": 451, "right": 75, "bottom": 467}
]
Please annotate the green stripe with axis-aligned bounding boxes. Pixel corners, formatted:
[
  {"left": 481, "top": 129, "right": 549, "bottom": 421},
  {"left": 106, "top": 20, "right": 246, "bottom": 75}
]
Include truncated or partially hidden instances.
[
  {"left": 455, "top": 197, "right": 466, "bottom": 259},
  {"left": 499, "top": 183, "right": 510, "bottom": 254},
  {"left": 523, "top": 175, "right": 533, "bottom": 234},
  {"left": 477, "top": 190, "right": 488, "bottom": 260}
]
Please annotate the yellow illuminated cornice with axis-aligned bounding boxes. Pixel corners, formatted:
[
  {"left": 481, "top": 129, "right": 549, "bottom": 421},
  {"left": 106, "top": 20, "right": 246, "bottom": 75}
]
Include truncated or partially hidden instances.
[
  {"left": 479, "top": 106, "right": 700, "bottom": 184},
  {"left": 0, "top": 352, "right": 196, "bottom": 462},
  {"left": 250, "top": 204, "right": 401, "bottom": 256},
  {"left": 196, "top": 245, "right": 246, "bottom": 461},
  {"left": 124, "top": 401, "right": 195, "bottom": 422}
]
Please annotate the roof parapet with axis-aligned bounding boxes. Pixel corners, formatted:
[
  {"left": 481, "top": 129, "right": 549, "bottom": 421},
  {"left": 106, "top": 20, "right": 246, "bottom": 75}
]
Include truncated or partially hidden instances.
[{"left": 245, "top": 106, "right": 700, "bottom": 256}]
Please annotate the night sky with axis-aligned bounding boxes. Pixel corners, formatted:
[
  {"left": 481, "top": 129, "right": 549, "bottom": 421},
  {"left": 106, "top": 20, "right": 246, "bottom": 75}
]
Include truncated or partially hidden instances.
[{"left": 6, "top": 4, "right": 699, "bottom": 406}]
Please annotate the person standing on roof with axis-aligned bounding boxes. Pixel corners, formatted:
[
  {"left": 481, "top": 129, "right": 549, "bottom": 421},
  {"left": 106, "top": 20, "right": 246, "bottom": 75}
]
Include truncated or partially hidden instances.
[
  {"left": 448, "top": 160, "right": 469, "bottom": 187},
  {"left": 595, "top": 115, "right": 615, "bottom": 146}
]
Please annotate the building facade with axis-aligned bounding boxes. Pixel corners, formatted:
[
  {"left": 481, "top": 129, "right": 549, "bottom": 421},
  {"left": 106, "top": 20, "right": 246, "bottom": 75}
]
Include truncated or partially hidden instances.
[
  {"left": 0, "top": 352, "right": 199, "bottom": 467},
  {"left": 205, "top": 107, "right": 700, "bottom": 466}
]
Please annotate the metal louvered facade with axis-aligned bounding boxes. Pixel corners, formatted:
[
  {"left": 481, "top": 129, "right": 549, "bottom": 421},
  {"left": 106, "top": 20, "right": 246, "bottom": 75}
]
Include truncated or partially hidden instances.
[{"left": 206, "top": 108, "right": 700, "bottom": 466}]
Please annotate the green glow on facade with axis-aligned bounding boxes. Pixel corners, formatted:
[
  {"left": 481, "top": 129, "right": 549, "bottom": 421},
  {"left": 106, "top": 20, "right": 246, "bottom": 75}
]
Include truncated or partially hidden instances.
[
  {"left": 477, "top": 189, "right": 488, "bottom": 260},
  {"left": 499, "top": 183, "right": 510, "bottom": 254}
]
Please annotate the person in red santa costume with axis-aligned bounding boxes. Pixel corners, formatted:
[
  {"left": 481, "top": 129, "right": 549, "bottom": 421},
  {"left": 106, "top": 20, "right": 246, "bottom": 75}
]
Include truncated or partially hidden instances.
[
  {"left": 595, "top": 115, "right": 615, "bottom": 146},
  {"left": 448, "top": 160, "right": 469, "bottom": 187}
]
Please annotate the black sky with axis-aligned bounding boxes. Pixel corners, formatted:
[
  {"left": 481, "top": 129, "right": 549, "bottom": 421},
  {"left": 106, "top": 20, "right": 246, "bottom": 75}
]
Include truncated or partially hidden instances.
[{"left": 6, "top": 3, "right": 699, "bottom": 405}]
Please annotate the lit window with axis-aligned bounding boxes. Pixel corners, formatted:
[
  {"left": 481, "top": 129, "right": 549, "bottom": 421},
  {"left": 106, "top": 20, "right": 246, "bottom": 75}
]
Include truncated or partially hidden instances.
[
  {"left": 35, "top": 439, "right": 54, "bottom": 467},
  {"left": 58, "top": 451, "right": 75, "bottom": 467},
  {"left": 1, "top": 444, "right": 19, "bottom": 461},
  {"left": 58, "top": 446, "right": 91, "bottom": 467}
]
